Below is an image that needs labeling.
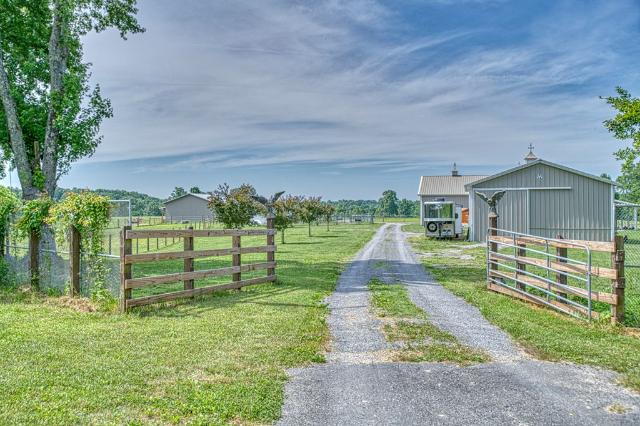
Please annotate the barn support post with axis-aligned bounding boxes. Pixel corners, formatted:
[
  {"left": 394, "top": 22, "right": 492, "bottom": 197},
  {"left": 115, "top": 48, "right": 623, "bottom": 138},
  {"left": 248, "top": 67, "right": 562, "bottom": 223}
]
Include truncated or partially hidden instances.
[
  {"left": 29, "top": 230, "right": 40, "bottom": 291},
  {"left": 611, "top": 235, "right": 625, "bottom": 324},
  {"left": 120, "top": 226, "right": 132, "bottom": 312},
  {"left": 69, "top": 225, "right": 81, "bottom": 296}
]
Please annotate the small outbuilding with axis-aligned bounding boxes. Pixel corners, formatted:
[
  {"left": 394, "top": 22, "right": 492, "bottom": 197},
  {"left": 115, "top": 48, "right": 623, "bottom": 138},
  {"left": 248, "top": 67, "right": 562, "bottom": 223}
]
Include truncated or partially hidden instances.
[
  {"left": 417, "top": 164, "right": 487, "bottom": 224},
  {"left": 466, "top": 149, "right": 616, "bottom": 242},
  {"left": 163, "top": 193, "right": 213, "bottom": 221}
]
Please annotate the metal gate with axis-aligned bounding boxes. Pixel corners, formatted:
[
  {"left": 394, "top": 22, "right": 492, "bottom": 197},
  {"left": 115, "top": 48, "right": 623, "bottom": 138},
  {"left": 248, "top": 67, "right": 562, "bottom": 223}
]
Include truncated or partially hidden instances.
[{"left": 487, "top": 228, "right": 623, "bottom": 322}]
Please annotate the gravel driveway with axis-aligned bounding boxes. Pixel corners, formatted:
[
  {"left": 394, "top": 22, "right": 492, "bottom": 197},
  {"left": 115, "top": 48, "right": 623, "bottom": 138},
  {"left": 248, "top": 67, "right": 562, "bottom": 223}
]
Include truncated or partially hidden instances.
[{"left": 278, "top": 224, "right": 640, "bottom": 425}]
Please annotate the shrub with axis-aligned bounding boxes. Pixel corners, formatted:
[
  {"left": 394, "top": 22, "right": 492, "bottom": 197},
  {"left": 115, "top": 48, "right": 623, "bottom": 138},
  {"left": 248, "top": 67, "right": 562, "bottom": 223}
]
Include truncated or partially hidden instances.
[{"left": 208, "top": 183, "right": 262, "bottom": 229}]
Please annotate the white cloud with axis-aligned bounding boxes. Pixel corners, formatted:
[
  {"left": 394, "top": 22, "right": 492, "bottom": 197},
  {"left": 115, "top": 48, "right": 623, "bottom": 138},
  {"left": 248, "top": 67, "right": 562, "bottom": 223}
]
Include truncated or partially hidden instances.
[{"left": 79, "top": 0, "right": 640, "bottom": 177}]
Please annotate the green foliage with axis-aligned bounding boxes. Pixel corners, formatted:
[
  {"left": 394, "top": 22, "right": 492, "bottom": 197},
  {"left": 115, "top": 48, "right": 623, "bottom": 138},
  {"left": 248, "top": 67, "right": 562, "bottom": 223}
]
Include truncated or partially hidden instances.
[
  {"left": 62, "top": 187, "right": 163, "bottom": 216},
  {"left": 328, "top": 199, "right": 378, "bottom": 215},
  {"left": 397, "top": 198, "right": 419, "bottom": 217},
  {"left": 273, "top": 195, "right": 301, "bottom": 243},
  {"left": 297, "top": 196, "right": 323, "bottom": 237},
  {"left": 16, "top": 196, "right": 53, "bottom": 238},
  {"left": 0, "top": 185, "right": 19, "bottom": 236},
  {"left": 603, "top": 87, "right": 640, "bottom": 202},
  {"left": 49, "top": 191, "right": 111, "bottom": 255},
  {"left": 0, "top": 257, "right": 17, "bottom": 289},
  {"left": 208, "top": 183, "right": 261, "bottom": 229},
  {"left": 320, "top": 202, "right": 335, "bottom": 230},
  {"left": 170, "top": 186, "right": 187, "bottom": 199},
  {"left": 189, "top": 186, "right": 202, "bottom": 194},
  {"left": 0, "top": 0, "right": 143, "bottom": 193},
  {"left": 377, "top": 189, "right": 399, "bottom": 216}
]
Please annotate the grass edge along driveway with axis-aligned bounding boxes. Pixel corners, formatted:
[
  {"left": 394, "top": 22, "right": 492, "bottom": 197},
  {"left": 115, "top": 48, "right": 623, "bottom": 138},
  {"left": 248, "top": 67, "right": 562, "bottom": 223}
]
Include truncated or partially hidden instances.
[
  {"left": 406, "top": 230, "right": 640, "bottom": 392},
  {"left": 0, "top": 223, "right": 379, "bottom": 425}
]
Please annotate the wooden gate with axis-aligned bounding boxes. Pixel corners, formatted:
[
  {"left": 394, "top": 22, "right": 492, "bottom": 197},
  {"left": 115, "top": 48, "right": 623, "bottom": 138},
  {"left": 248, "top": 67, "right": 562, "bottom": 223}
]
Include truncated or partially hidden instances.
[{"left": 120, "top": 217, "right": 276, "bottom": 311}]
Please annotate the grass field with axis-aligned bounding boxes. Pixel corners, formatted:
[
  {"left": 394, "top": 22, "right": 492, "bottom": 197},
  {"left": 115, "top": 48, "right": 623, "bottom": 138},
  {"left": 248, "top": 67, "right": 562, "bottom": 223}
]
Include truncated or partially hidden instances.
[
  {"left": 407, "top": 234, "right": 640, "bottom": 391},
  {"left": 0, "top": 222, "right": 379, "bottom": 425}
]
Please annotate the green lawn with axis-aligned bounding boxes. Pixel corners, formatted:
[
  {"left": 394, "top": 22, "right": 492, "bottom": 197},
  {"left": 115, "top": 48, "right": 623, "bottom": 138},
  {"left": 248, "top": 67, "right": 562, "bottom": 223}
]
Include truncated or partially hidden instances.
[
  {"left": 408, "top": 236, "right": 640, "bottom": 391},
  {"left": 0, "top": 223, "right": 379, "bottom": 425}
]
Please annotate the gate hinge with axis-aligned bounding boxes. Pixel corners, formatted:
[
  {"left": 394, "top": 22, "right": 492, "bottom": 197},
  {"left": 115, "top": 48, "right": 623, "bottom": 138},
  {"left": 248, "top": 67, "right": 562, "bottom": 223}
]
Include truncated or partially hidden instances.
[{"left": 615, "top": 250, "right": 625, "bottom": 263}]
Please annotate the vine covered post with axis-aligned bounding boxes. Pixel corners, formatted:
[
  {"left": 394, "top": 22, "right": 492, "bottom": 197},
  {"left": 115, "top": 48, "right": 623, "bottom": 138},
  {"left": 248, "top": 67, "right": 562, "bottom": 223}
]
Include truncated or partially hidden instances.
[
  {"left": 612, "top": 235, "right": 625, "bottom": 324},
  {"left": 29, "top": 230, "right": 40, "bottom": 291},
  {"left": 70, "top": 225, "right": 81, "bottom": 296}
]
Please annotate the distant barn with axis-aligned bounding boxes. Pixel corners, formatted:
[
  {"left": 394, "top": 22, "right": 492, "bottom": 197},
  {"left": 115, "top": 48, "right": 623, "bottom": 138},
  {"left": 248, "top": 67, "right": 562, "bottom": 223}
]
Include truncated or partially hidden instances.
[
  {"left": 466, "top": 150, "right": 615, "bottom": 242},
  {"left": 417, "top": 164, "right": 487, "bottom": 224},
  {"left": 163, "top": 193, "right": 212, "bottom": 221}
]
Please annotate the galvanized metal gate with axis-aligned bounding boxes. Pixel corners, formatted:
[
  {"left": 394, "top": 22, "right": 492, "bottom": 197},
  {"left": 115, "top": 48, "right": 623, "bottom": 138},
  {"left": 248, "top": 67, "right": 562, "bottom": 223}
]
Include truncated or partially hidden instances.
[{"left": 486, "top": 227, "right": 623, "bottom": 322}]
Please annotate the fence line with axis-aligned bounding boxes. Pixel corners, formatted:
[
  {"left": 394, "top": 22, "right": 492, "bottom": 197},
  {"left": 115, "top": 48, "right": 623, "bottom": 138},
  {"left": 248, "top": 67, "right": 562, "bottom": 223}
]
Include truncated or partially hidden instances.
[{"left": 120, "top": 216, "right": 277, "bottom": 311}]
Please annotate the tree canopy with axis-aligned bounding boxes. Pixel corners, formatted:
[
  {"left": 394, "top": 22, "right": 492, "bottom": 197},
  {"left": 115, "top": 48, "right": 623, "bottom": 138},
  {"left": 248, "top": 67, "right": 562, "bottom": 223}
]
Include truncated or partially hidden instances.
[
  {"left": 0, "top": 0, "right": 143, "bottom": 201},
  {"left": 603, "top": 87, "right": 640, "bottom": 202}
]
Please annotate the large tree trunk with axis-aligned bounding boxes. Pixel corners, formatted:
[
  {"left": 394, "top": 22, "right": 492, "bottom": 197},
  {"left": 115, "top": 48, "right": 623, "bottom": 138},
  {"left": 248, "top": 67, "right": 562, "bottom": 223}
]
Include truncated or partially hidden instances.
[
  {"left": 42, "top": 1, "right": 67, "bottom": 198},
  {"left": 0, "top": 37, "right": 39, "bottom": 200}
]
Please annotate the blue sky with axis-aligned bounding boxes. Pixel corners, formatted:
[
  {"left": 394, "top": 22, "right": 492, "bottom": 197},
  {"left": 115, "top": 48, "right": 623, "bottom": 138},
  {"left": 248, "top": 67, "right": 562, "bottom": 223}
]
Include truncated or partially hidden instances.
[{"left": 4, "top": 0, "right": 640, "bottom": 199}]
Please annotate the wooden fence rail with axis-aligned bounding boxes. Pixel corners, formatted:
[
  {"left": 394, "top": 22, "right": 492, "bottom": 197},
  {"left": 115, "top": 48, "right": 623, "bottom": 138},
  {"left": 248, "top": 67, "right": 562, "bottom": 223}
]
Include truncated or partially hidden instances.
[
  {"left": 120, "top": 216, "right": 277, "bottom": 311},
  {"left": 487, "top": 219, "right": 624, "bottom": 323}
]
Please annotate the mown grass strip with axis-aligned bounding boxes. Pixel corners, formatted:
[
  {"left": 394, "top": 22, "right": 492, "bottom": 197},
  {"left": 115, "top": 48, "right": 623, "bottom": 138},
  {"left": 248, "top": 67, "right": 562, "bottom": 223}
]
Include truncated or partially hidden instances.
[
  {"left": 0, "top": 223, "right": 379, "bottom": 425},
  {"left": 368, "top": 278, "right": 488, "bottom": 365},
  {"left": 408, "top": 236, "right": 640, "bottom": 391}
]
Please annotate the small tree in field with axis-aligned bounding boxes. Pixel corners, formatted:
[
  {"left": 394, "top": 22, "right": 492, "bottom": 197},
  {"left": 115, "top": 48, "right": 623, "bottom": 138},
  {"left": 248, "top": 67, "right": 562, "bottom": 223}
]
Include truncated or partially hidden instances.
[
  {"left": 321, "top": 203, "right": 335, "bottom": 231},
  {"left": 274, "top": 195, "right": 301, "bottom": 244},
  {"left": 208, "top": 183, "right": 261, "bottom": 229},
  {"left": 297, "top": 196, "right": 323, "bottom": 237}
]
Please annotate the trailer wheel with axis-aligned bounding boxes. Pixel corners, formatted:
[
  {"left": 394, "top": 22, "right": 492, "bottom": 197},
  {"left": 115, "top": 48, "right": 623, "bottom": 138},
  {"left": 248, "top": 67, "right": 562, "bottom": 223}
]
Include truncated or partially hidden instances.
[{"left": 426, "top": 222, "right": 438, "bottom": 233}]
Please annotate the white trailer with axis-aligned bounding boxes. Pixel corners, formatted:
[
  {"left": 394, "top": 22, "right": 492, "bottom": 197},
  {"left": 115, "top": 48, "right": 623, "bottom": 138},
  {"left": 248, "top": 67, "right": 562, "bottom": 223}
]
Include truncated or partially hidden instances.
[{"left": 423, "top": 201, "right": 462, "bottom": 239}]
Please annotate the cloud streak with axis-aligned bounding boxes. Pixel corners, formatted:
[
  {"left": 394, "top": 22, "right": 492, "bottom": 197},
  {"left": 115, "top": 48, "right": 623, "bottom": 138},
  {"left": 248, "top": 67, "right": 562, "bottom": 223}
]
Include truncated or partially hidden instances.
[{"left": 57, "top": 0, "right": 640, "bottom": 197}]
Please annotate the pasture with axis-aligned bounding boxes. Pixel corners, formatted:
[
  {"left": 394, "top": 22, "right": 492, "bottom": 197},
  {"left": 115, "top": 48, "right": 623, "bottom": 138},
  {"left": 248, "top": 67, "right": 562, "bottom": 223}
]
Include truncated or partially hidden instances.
[{"left": 0, "top": 222, "right": 379, "bottom": 425}]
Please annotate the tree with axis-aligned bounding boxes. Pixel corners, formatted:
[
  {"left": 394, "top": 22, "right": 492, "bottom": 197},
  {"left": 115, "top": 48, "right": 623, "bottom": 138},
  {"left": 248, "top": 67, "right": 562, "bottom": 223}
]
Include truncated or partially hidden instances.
[
  {"left": 321, "top": 202, "right": 335, "bottom": 231},
  {"left": 189, "top": 186, "right": 202, "bottom": 194},
  {"left": 208, "top": 183, "right": 261, "bottom": 229},
  {"left": 170, "top": 187, "right": 187, "bottom": 199},
  {"left": 603, "top": 87, "right": 640, "bottom": 202},
  {"left": 398, "top": 198, "right": 418, "bottom": 217},
  {"left": 377, "top": 190, "right": 399, "bottom": 216},
  {"left": 273, "top": 195, "right": 300, "bottom": 244},
  {"left": 297, "top": 196, "right": 323, "bottom": 237},
  {"left": 0, "top": 1, "right": 143, "bottom": 202}
]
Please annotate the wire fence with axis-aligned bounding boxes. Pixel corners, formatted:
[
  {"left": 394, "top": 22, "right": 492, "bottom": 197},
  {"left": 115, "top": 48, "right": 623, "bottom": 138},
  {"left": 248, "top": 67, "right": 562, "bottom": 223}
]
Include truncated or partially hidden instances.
[{"left": 615, "top": 204, "right": 640, "bottom": 327}]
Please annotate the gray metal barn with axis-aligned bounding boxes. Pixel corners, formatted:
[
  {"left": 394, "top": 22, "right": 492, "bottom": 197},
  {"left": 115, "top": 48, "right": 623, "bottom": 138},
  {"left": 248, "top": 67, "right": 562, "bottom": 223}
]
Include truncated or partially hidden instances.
[
  {"left": 163, "top": 193, "right": 213, "bottom": 221},
  {"left": 466, "top": 153, "right": 615, "bottom": 242},
  {"left": 418, "top": 164, "right": 487, "bottom": 223}
]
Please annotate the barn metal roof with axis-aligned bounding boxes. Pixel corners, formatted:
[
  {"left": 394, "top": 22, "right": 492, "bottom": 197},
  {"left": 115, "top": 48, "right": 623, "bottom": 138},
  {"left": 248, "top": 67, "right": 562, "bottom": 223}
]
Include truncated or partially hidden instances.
[
  {"left": 464, "top": 159, "right": 616, "bottom": 191},
  {"left": 418, "top": 175, "right": 488, "bottom": 196},
  {"left": 163, "top": 193, "right": 210, "bottom": 204}
]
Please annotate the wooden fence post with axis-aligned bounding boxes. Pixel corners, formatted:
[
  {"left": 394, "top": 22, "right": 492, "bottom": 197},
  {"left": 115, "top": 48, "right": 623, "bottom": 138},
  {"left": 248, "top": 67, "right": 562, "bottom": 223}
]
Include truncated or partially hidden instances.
[
  {"left": 70, "top": 225, "right": 81, "bottom": 296},
  {"left": 120, "top": 225, "right": 132, "bottom": 312},
  {"left": 556, "top": 235, "right": 567, "bottom": 302},
  {"left": 232, "top": 234, "right": 241, "bottom": 286},
  {"left": 267, "top": 214, "right": 275, "bottom": 278},
  {"left": 184, "top": 227, "right": 194, "bottom": 292},
  {"left": 487, "top": 212, "right": 498, "bottom": 287},
  {"left": 611, "top": 235, "right": 625, "bottom": 324},
  {"left": 108, "top": 234, "right": 112, "bottom": 256},
  {"left": 29, "top": 230, "right": 40, "bottom": 291}
]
